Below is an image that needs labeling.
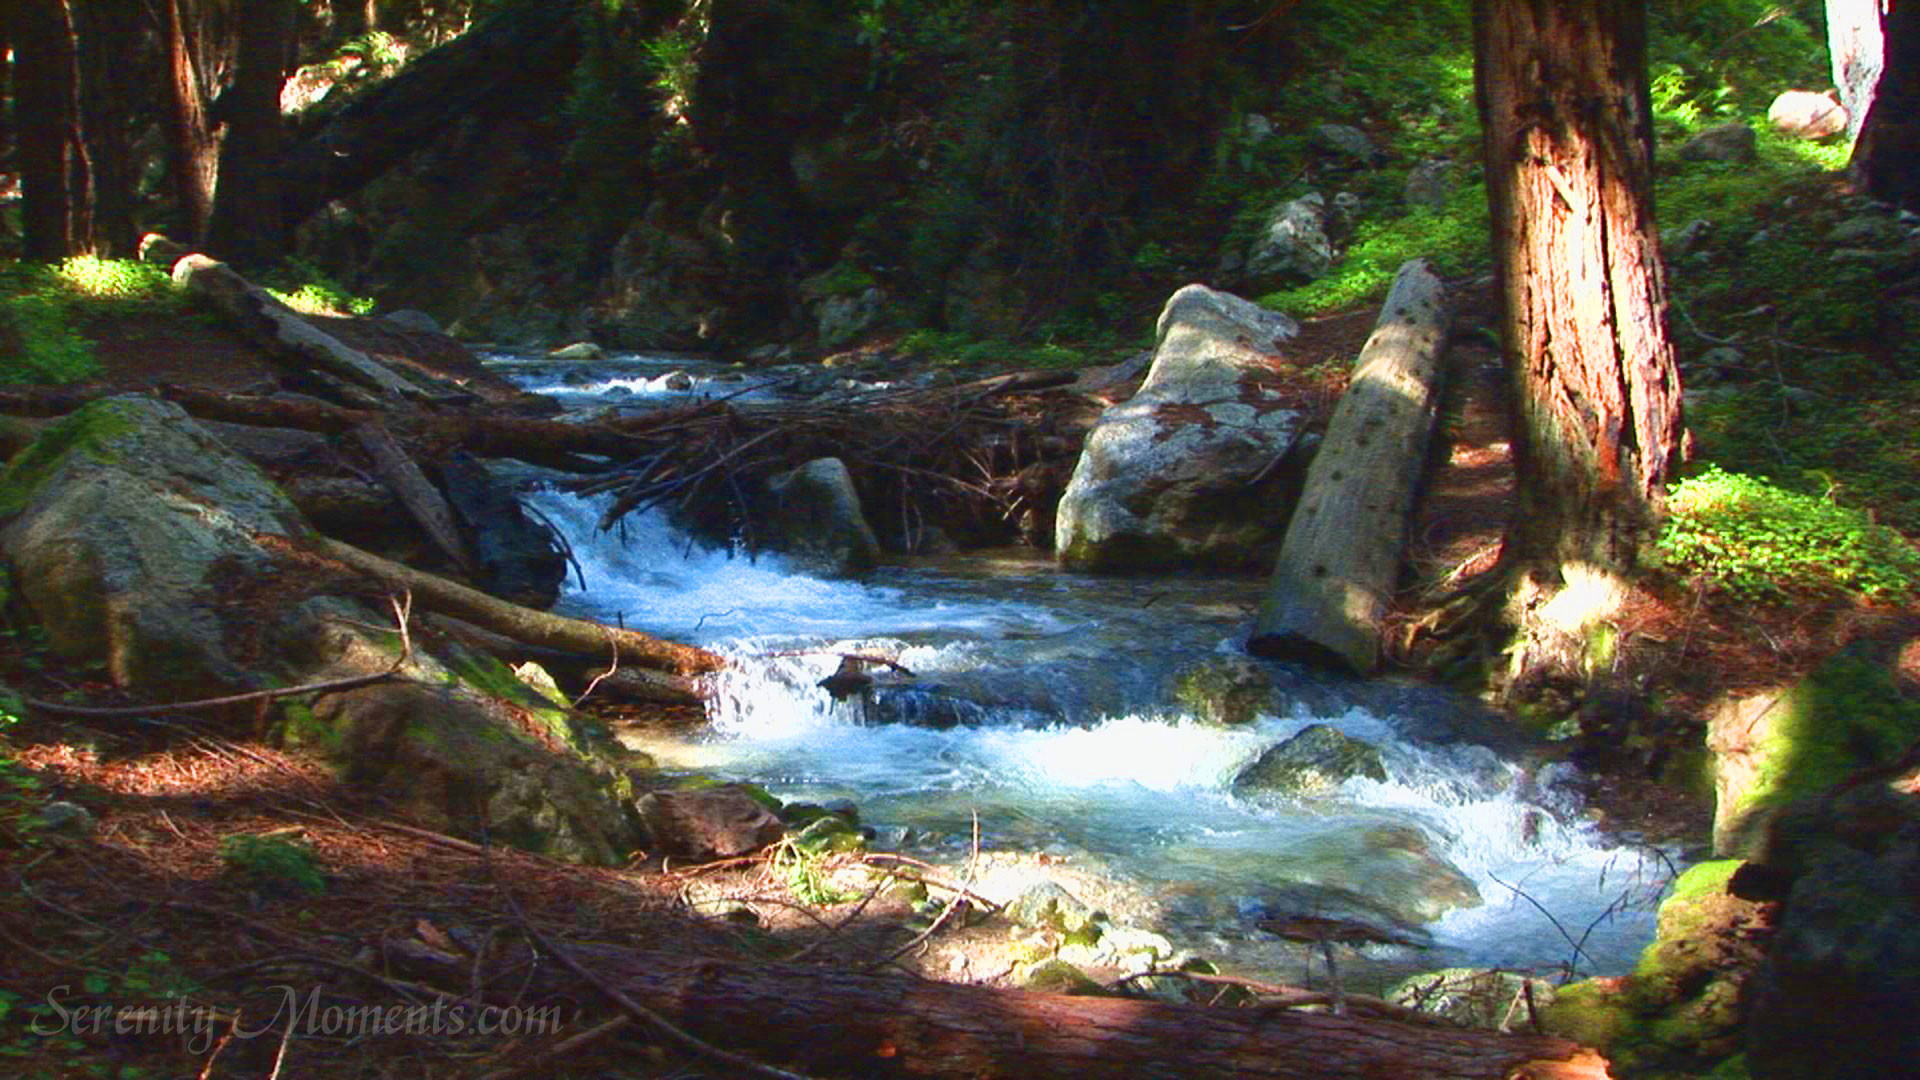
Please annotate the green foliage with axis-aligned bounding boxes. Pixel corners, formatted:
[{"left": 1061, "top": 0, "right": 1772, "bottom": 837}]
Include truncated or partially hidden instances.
[
  {"left": 218, "top": 833, "right": 328, "bottom": 897},
  {"left": 1646, "top": 0, "right": 1829, "bottom": 133},
  {"left": 0, "top": 697, "right": 46, "bottom": 848},
  {"left": 1260, "top": 184, "right": 1490, "bottom": 316},
  {"left": 0, "top": 257, "right": 180, "bottom": 385},
  {"left": 896, "top": 330, "right": 1109, "bottom": 372},
  {"left": 1653, "top": 467, "right": 1920, "bottom": 601},
  {"left": 259, "top": 258, "right": 376, "bottom": 316}
]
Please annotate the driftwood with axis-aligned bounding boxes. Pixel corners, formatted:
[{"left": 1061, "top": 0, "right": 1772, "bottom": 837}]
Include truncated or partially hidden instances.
[
  {"left": 427, "top": 613, "right": 705, "bottom": 707},
  {"left": 172, "top": 255, "right": 448, "bottom": 403},
  {"left": 314, "top": 535, "right": 724, "bottom": 676},
  {"left": 353, "top": 421, "right": 476, "bottom": 574},
  {"left": 541, "top": 943, "right": 1610, "bottom": 1079},
  {"left": 1250, "top": 258, "right": 1450, "bottom": 673}
]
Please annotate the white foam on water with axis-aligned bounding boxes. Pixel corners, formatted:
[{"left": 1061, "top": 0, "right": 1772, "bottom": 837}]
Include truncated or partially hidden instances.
[{"left": 529, "top": 486, "right": 1669, "bottom": 974}]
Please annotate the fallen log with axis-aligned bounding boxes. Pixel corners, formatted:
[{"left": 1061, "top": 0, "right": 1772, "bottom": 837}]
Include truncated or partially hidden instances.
[
  {"left": 1249, "top": 258, "right": 1450, "bottom": 673},
  {"left": 313, "top": 535, "right": 725, "bottom": 676},
  {"left": 354, "top": 421, "right": 477, "bottom": 575},
  {"left": 427, "top": 614, "right": 706, "bottom": 707},
  {"left": 555, "top": 944, "right": 1610, "bottom": 1079},
  {"left": 173, "top": 255, "right": 450, "bottom": 404},
  {"left": 0, "top": 384, "right": 695, "bottom": 469}
]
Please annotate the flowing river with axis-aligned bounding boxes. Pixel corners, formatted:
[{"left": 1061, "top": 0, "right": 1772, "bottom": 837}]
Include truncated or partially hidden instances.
[{"left": 503, "top": 354, "right": 1674, "bottom": 988}]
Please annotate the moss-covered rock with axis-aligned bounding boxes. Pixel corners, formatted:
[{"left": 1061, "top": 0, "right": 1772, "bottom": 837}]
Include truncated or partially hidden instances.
[
  {"left": 1170, "top": 655, "right": 1278, "bottom": 726},
  {"left": 1541, "top": 859, "right": 1770, "bottom": 1078},
  {"left": 1709, "top": 649, "right": 1920, "bottom": 859},
  {"left": 0, "top": 395, "right": 643, "bottom": 865},
  {"left": 1233, "top": 723, "right": 1388, "bottom": 796}
]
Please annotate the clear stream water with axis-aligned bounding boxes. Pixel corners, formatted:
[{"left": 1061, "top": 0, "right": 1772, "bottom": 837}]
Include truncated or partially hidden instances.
[{"left": 503, "top": 355, "right": 1673, "bottom": 988}]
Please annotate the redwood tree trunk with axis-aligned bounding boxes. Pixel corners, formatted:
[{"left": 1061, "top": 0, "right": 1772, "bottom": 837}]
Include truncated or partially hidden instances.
[
  {"left": 11, "top": 0, "right": 87, "bottom": 259},
  {"left": 163, "top": 0, "right": 220, "bottom": 244},
  {"left": 206, "top": 0, "right": 296, "bottom": 267},
  {"left": 1473, "top": 0, "right": 1682, "bottom": 572},
  {"left": 71, "top": 0, "right": 144, "bottom": 255},
  {"left": 1851, "top": 1, "right": 1920, "bottom": 212}
]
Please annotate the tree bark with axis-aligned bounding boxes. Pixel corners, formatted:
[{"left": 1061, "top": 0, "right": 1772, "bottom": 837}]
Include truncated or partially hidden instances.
[
  {"left": 205, "top": 0, "right": 295, "bottom": 267},
  {"left": 1851, "top": 1, "right": 1920, "bottom": 212},
  {"left": 313, "top": 536, "right": 726, "bottom": 676},
  {"left": 1250, "top": 259, "right": 1449, "bottom": 674},
  {"left": 554, "top": 945, "right": 1612, "bottom": 1079},
  {"left": 70, "top": 0, "right": 143, "bottom": 255},
  {"left": 1828, "top": 0, "right": 1886, "bottom": 141},
  {"left": 162, "top": 0, "right": 220, "bottom": 244},
  {"left": 274, "top": 0, "right": 586, "bottom": 230},
  {"left": 1473, "top": 0, "right": 1682, "bottom": 573},
  {"left": 11, "top": 0, "right": 86, "bottom": 259}
]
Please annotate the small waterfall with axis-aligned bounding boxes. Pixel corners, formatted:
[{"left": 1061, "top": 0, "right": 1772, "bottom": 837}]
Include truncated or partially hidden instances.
[{"left": 521, "top": 472, "right": 1669, "bottom": 980}]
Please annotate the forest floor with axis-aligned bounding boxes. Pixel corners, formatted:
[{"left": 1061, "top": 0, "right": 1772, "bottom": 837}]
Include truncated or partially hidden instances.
[{"left": 2, "top": 285, "right": 1911, "bottom": 1078}]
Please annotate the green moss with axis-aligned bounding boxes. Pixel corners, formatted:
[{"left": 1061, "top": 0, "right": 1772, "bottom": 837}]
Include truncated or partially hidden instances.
[
  {"left": 0, "top": 399, "right": 142, "bottom": 518},
  {"left": 275, "top": 700, "right": 342, "bottom": 756},
  {"left": 1664, "top": 859, "right": 1742, "bottom": 907},
  {"left": 1732, "top": 652, "right": 1920, "bottom": 836},
  {"left": 1542, "top": 979, "right": 1637, "bottom": 1049}
]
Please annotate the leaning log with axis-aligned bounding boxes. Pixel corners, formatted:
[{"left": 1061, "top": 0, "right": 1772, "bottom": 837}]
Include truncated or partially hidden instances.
[
  {"left": 314, "top": 536, "right": 725, "bottom": 676},
  {"left": 563, "top": 945, "right": 1610, "bottom": 1079},
  {"left": 172, "top": 255, "right": 454, "bottom": 404},
  {"left": 1249, "top": 259, "right": 1449, "bottom": 673},
  {"left": 353, "top": 421, "right": 476, "bottom": 575}
]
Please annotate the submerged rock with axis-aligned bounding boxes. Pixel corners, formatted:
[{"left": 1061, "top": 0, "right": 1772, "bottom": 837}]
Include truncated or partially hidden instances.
[
  {"left": 1233, "top": 724, "right": 1388, "bottom": 795},
  {"left": 1055, "top": 285, "right": 1307, "bottom": 573}
]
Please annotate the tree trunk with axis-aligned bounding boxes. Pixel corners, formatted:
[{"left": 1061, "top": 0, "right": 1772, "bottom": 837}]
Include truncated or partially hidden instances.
[
  {"left": 11, "top": 0, "right": 85, "bottom": 259},
  {"left": 1250, "top": 259, "right": 1449, "bottom": 674},
  {"left": 1851, "top": 2, "right": 1920, "bottom": 212},
  {"left": 205, "top": 0, "right": 295, "bottom": 267},
  {"left": 70, "top": 0, "right": 144, "bottom": 255},
  {"left": 1828, "top": 0, "right": 1885, "bottom": 141},
  {"left": 163, "top": 0, "right": 220, "bottom": 244},
  {"left": 551, "top": 944, "right": 1613, "bottom": 1079},
  {"left": 1473, "top": 0, "right": 1682, "bottom": 574},
  {"left": 274, "top": 0, "right": 586, "bottom": 230}
]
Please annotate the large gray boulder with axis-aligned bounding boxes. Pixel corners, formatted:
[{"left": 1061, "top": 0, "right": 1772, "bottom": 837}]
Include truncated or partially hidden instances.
[
  {"left": 1245, "top": 193, "right": 1335, "bottom": 286},
  {"left": 0, "top": 396, "right": 640, "bottom": 863},
  {"left": 762, "top": 457, "right": 882, "bottom": 577},
  {"left": 1055, "top": 285, "right": 1308, "bottom": 573}
]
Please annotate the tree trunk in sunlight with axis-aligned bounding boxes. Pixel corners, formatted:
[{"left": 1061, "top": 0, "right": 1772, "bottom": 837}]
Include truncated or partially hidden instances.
[
  {"left": 1827, "top": 0, "right": 1885, "bottom": 140},
  {"left": 1472, "top": 0, "right": 1682, "bottom": 575},
  {"left": 1851, "top": 1, "right": 1920, "bottom": 212}
]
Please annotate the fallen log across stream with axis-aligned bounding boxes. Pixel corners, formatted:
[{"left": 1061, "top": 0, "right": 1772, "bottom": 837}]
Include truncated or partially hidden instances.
[
  {"left": 509, "top": 942, "right": 1613, "bottom": 1079},
  {"left": 0, "top": 365, "right": 1092, "bottom": 551}
]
